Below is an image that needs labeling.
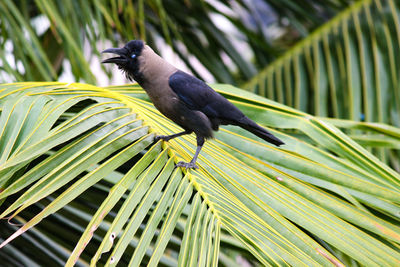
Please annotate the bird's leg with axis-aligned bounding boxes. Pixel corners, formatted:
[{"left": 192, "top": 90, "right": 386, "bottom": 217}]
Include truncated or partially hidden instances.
[
  {"left": 155, "top": 130, "right": 192, "bottom": 142},
  {"left": 176, "top": 135, "right": 204, "bottom": 169}
]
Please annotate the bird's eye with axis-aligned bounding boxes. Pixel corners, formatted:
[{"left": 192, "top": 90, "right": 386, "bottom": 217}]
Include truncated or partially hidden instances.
[{"left": 131, "top": 54, "right": 136, "bottom": 59}]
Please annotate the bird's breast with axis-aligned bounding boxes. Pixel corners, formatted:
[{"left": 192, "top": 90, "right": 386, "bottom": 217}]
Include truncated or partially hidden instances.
[{"left": 143, "top": 84, "right": 180, "bottom": 117}]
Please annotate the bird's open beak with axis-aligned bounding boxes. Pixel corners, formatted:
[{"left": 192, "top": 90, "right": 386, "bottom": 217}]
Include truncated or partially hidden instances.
[{"left": 101, "top": 48, "right": 127, "bottom": 64}]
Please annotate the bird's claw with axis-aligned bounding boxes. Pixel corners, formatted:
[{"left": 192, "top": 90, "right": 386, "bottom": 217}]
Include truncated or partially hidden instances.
[
  {"left": 154, "top": 135, "right": 169, "bottom": 142},
  {"left": 176, "top": 161, "right": 198, "bottom": 169}
]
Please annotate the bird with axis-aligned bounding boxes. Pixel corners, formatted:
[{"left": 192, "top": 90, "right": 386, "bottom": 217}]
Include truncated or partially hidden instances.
[{"left": 102, "top": 40, "right": 284, "bottom": 169}]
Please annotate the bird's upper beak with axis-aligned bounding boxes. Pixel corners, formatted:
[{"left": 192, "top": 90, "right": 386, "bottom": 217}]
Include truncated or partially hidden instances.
[{"left": 101, "top": 48, "right": 128, "bottom": 64}]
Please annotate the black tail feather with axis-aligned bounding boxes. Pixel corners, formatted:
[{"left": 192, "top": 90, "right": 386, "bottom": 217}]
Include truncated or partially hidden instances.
[{"left": 236, "top": 117, "right": 284, "bottom": 146}]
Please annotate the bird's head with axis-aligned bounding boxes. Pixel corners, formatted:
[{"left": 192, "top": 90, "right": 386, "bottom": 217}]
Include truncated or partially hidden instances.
[{"left": 102, "top": 40, "right": 145, "bottom": 82}]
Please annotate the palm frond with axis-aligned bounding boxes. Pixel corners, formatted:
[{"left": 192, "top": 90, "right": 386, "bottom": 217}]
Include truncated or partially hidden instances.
[
  {"left": 0, "top": 0, "right": 351, "bottom": 84},
  {"left": 1, "top": 82, "right": 399, "bottom": 266},
  {"left": 243, "top": 0, "right": 400, "bottom": 169},
  {"left": 244, "top": 0, "right": 400, "bottom": 126}
]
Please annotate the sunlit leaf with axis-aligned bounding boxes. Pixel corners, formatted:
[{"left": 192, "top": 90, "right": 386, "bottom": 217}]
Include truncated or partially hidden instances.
[{"left": 0, "top": 82, "right": 399, "bottom": 266}]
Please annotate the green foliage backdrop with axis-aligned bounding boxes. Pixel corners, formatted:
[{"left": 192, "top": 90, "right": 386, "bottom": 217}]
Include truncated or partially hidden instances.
[
  {"left": 0, "top": 0, "right": 351, "bottom": 84},
  {"left": 245, "top": 0, "right": 400, "bottom": 126}
]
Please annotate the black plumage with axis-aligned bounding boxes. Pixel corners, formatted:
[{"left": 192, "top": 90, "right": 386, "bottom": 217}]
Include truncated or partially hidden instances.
[{"left": 102, "top": 40, "right": 284, "bottom": 169}]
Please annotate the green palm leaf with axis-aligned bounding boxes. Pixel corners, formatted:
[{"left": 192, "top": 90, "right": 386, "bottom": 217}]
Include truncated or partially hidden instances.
[
  {"left": 243, "top": 0, "right": 400, "bottom": 171},
  {"left": 1, "top": 82, "right": 399, "bottom": 266},
  {"left": 244, "top": 0, "right": 400, "bottom": 126}
]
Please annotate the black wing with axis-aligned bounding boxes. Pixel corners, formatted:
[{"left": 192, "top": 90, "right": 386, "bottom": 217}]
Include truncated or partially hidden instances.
[
  {"left": 168, "top": 71, "right": 243, "bottom": 120},
  {"left": 169, "top": 71, "right": 284, "bottom": 146}
]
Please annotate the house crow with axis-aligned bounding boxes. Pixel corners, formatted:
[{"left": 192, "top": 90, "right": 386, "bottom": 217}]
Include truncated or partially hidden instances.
[{"left": 102, "top": 40, "right": 284, "bottom": 169}]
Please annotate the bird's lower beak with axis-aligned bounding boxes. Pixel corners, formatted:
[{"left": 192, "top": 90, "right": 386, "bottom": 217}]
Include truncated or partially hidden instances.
[{"left": 101, "top": 48, "right": 127, "bottom": 64}]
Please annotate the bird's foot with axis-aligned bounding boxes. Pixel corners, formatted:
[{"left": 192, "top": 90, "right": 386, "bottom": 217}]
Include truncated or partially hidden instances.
[
  {"left": 154, "top": 135, "right": 170, "bottom": 142},
  {"left": 176, "top": 161, "right": 198, "bottom": 169}
]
